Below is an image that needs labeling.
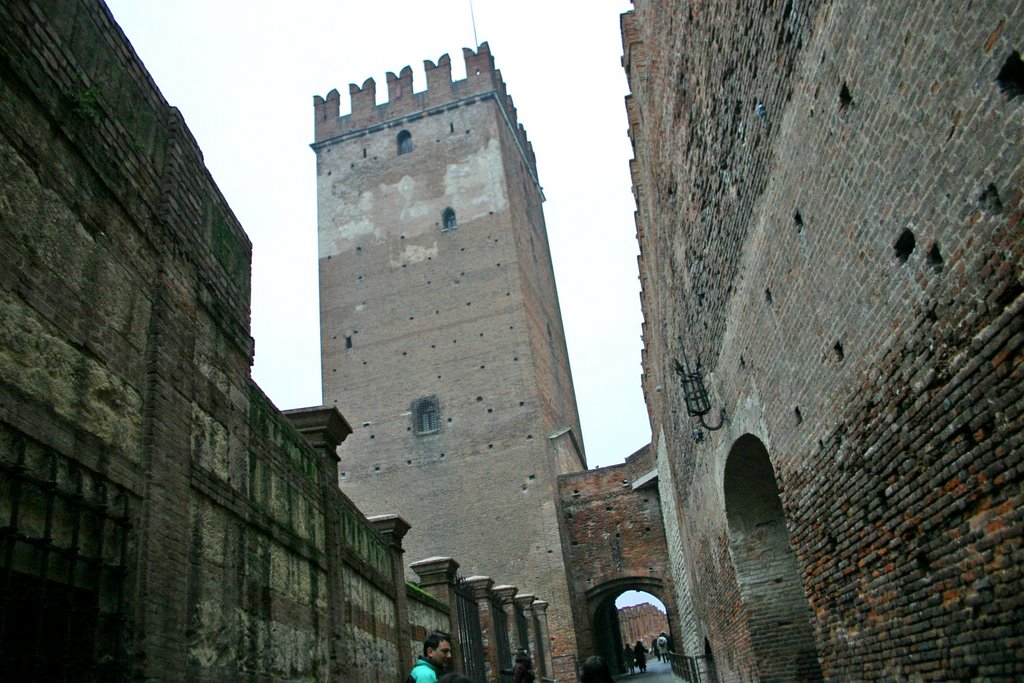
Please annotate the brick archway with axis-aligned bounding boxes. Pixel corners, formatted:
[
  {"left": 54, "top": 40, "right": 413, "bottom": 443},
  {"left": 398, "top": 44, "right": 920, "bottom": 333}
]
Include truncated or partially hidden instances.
[
  {"left": 585, "top": 577, "right": 672, "bottom": 671},
  {"left": 559, "top": 447, "right": 678, "bottom": 671},
  {"left": 723, "top": 434, "right": 822, "bottom": 681}
]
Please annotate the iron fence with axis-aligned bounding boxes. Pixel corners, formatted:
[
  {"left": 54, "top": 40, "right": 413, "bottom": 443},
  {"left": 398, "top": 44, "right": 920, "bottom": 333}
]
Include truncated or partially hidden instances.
[
  {"left": 668, "top": 652, "right": 707, "bottom": 682},
  {"left": 0, "top": 427, "right": 133, "bottom": 682},
  {"left": 515, "top": 603, "right": 529, "bottom": 656},
  {"left": 531, "top": 612, "right": 547, "bottom": 679},
  {"left": 453, "top": 574, "right": 486, "bottom": 681},
  {"left": 492, "top": 594, "right": 512, "bottom": 672}
]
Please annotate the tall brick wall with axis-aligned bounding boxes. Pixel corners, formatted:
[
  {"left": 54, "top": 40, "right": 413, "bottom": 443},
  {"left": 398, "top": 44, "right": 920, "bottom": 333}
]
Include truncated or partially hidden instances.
[
  {"left": 624, "top": 1, "right": 1022, "bottom": 680},
  {"left": 313, "top": 44, "right": 586, "bottom": 669},
  {"left": 618, "top": 602, "right": 669, "bottom": 651},
  {"left": 0, "top": 2, "right": 403, "bottom": 680}
]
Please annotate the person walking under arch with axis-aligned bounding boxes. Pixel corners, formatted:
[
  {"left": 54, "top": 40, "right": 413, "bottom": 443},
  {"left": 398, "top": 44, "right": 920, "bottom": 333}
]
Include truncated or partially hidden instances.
[
  {"left": 658, "top": 633, "right": 669, "bottom": 661},
  {"left": 633, "top": 640, "right": 648, "bottom": 673}
]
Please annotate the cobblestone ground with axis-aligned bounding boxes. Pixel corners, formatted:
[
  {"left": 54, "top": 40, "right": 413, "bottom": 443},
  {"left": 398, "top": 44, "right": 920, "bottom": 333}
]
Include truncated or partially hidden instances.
[{"left": 614, "top": 658, "right": 674, "bottom": 682}]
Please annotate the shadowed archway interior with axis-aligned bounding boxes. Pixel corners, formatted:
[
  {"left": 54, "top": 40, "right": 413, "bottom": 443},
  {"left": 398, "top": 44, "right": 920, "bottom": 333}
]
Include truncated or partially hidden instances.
[{"left": 723, "top": 434, "right": 823, "bottom": 682}]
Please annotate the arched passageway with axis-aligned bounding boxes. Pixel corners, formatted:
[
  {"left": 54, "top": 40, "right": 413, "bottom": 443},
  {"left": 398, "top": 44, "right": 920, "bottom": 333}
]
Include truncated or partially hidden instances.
[
  {"left": 559, "top": 451, "right": 678, "bottom": 675},
  {"left": 723, "top": 435, "right": 822, "bottom": 681},
  {"left": 586, "top": 579, "right": 674, "bottom": 676}
]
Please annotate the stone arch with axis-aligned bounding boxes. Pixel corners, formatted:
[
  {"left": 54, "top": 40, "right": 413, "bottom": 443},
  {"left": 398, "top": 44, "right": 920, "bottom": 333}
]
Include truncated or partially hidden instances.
[
  {"left": 723, "top": 434, "right": 823, "bottom": 681},
  {"left": 585, "top": 577, "right": 674, "bottom": 675}
]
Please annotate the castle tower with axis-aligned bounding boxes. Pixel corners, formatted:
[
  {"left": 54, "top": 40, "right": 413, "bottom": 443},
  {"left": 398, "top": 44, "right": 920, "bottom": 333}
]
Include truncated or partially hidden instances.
[{"left": 312, "top": 44, "right": 586, "bottom": 673}]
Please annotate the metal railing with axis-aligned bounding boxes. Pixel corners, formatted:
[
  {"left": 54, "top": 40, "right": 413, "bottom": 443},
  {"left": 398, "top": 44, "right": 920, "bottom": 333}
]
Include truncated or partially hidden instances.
[
  {"left": 668, "top": 652, "right": 707, "bottom": 682},
  {"left": 493, "top": 594, "right": 512, "bottom": 672},
  {"left": 454, "top": 574, "right": 487, "bottom": 681},
  {"left": 0, "top": 428, "right": 133, "bottom": 682}
]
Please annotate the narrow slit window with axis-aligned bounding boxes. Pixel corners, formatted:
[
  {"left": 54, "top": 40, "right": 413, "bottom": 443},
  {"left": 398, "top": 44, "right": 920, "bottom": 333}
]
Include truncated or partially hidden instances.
[
  {"left": 442, "top": 207, "right": 458, "bottom": 231},
  {"left": 397, "top": 129, "right": 413, "bottom": 155}
]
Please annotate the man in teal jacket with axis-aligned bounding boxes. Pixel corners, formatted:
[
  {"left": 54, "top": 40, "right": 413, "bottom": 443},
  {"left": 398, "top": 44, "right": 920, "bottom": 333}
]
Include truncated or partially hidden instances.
[{"left": 407, "top": 631, "right": 453, "bottom": 683}]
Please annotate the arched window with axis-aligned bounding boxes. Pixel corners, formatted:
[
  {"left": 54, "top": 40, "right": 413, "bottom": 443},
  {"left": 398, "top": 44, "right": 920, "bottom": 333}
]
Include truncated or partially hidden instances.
[
  {"left": 412, "top": 397, "right": 440, "bottom": 435},
  {"left": 442, "top": 208, "right": 457, "bottom": 231},
  {"left": 397, "top": 130, "right": 413, "bottom": 155}
]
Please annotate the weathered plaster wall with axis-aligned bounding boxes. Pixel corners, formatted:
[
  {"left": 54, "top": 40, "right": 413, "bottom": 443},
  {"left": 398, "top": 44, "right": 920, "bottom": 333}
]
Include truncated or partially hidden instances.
[{"left": 406, "top": 583, "right": 451, "bottom": 658}]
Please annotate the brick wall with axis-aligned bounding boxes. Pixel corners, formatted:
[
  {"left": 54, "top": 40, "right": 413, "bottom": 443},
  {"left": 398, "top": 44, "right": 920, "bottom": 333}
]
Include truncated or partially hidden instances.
[
  {"left": 407, "top": 583, "right": 451, "bottom": 660},
  {"left": 618, "top": 602, "right": 669, "bottom": 650},
  {"left": 0, "top": 2, "right": 398, "bottom": 680},
  {"left": 624, "top": 1, "right": 1022, "bottom": 680},
  {"left": 558, "top": 446, "right": 679, "bottom": 670}
]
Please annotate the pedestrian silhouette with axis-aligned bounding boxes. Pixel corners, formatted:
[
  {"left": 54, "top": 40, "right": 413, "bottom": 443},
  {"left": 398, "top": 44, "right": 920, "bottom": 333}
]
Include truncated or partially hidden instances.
[
  {"left": 581, "top": 655, "right": 615, "bottom": 683},
  {"left": 633, "top": 640, "right": 648, "bottom": 673}
]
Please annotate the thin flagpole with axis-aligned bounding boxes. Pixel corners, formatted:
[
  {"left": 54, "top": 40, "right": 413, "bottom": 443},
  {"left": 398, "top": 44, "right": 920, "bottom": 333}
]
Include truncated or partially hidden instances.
[{"left": 469, "top": 0, "right": 479, "bottom": 49}]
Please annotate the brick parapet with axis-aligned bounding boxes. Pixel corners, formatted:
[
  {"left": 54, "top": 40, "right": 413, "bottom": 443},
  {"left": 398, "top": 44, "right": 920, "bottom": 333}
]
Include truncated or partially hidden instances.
[{"left": 313, "top": 42, "right": 539, "bottom": 184}]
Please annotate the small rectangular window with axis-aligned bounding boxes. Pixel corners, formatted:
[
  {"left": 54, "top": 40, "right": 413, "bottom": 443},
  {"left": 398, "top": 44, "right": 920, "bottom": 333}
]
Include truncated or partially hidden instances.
[
  {"left": 345, "top": 336, "right": 353, "bottom": 349},
  {"left": 413, "top": 396, "right": 440, "bottom": 435}
]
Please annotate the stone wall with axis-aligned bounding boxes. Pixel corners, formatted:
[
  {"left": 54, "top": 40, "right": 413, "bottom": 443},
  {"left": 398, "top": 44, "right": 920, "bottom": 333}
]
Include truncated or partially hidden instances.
[
  {"left": 0, "top": 2, "right": 401, "bottom": 677},
  {"left": 407, "top": 582, "right": 451, "bottom": 657},
  {"left": 623, "top": 1, "right": 1022, "bottom": 681}
]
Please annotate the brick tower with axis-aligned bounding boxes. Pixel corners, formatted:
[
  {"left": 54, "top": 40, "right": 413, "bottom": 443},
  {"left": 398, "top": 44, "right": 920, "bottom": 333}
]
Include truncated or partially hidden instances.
[{"left": 312, "top": 44, "right": 586, "bottom": 674}]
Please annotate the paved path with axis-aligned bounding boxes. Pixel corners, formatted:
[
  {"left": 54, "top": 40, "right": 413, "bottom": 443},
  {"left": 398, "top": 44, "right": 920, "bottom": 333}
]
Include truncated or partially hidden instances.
[{"left": 614, "top": 657, "right": 674, "bottom": 683}]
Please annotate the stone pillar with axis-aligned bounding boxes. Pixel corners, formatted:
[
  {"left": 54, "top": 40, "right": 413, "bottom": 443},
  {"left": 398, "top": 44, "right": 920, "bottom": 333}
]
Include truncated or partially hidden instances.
[
  {"left": 514, "top": 593, "right": 538, "bottom": 663},
  {"left": 493, "top": 584, "right": 519, "bottom": 658},
  {"left": 369, "top": 514, "right": 413, "bottom": 677},
  {"left": 532, "top": 600, "right": 554, "bottom": 679},
  {"left": 410, "top": 556, "right": 462, "bottom": 672},
  {"left": 283, "top": 406, "right": 353, "bottom": 681},
  {"left": 465, "top": 576, "right": 500, "bottom": 681}
]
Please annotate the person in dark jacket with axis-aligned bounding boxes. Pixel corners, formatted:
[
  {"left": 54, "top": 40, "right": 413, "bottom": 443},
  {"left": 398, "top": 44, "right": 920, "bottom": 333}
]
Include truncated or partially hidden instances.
[
  {"left": 512, "top": 649, "right": 535, "bottom": 683},
  {"left": 633, "top": 640, "right": 648, "bottom": 673},
  {"left": 581, "top": 655, "right": 615, "bottom": 683},
  {"left": 438, "top": 675, "right": 471, "bottom": 683},
  {"left": 622, "top": 644, "right": 635, "bottom": 674}
]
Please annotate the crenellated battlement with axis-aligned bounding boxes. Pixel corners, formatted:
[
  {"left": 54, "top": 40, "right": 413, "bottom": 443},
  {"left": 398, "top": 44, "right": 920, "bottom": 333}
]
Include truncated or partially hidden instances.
[
  {"left": 314, "top": 42, "right": 513, "bottom": 143},
  {"left": 312, "top": 42, "right": 540, "bottom": 191}
]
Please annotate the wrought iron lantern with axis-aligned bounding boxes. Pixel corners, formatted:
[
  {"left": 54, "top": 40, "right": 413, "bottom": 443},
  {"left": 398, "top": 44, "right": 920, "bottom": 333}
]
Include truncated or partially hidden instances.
[{"left": 674, "top": 350, "right": 725, "bottom": 432}]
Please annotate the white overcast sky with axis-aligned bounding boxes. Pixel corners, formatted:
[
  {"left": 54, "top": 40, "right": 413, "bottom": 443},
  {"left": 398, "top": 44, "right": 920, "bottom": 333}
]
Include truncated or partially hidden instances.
[{"left": 104, "top": 0, "right": 651, "bottom": 471}]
